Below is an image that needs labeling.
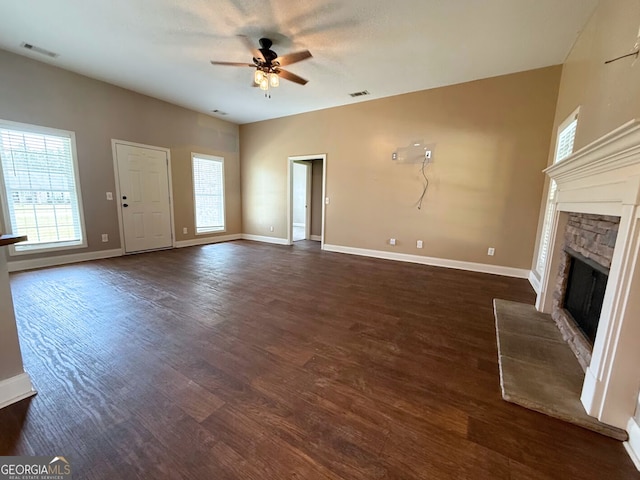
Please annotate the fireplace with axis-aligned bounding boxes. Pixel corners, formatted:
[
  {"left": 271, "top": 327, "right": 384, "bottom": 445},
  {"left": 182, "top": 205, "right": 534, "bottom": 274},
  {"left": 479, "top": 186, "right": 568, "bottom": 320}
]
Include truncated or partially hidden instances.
[
  {"left": 551, "top": 213, "right": 619, "bottom": 371},
  {"left": 536, "top": 119, "right": 640, "bottom": 432},
  {"left": 563, "top": 249, "right": 608, "bottom": 345}
]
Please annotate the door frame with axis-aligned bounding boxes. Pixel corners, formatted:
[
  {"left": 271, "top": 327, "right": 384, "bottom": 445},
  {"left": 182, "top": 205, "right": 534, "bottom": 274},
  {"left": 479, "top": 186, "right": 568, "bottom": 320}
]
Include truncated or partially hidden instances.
[
  {"left": 287, "top": 154, "right": 327, "bottom": 249},
  {"left": 111, "top": 139, "right": 176, "bottom": 254}
]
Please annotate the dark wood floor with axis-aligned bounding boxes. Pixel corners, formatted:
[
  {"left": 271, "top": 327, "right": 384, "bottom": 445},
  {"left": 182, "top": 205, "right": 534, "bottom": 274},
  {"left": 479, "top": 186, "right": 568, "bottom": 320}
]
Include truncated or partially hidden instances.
[{"left": 0, "top": 240, "right": 638, "bottom": 479}]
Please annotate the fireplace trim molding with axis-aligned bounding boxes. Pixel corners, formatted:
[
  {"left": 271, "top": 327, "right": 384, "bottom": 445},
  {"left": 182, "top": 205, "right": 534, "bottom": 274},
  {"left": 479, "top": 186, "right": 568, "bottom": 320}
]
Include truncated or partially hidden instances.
[{"left": 537, "top": 119, "right": 640, "bottom": 433}]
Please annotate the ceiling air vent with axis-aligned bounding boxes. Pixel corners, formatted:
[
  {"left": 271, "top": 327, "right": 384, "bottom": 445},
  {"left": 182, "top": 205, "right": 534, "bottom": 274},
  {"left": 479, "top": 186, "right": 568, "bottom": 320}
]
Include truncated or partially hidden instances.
[
  {"left": 20, "top": 42, "right": 59, "bottom": 58},
  {"left": 349, "top": 90, "right": 370, "bottom": 98},
  {"left": 211, "top": 109, "right": 228, "bottom": 116}
]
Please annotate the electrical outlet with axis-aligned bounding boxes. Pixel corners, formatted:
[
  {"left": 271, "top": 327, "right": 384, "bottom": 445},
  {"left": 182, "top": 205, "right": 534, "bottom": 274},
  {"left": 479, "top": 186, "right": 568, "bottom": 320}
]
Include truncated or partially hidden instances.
[
  {"left": 183, "top": 227, "right": 188, "bottom": 234},
  {"left": 106, "top": 192, "right": 113, "bottom": 200},
  {"left": 487, "top": 247, "right": 495, "bottom": 256},
  {"left": 270, "top": 226, "right": 274, "bottom": 232},
  {"left": 390, "top": 238, "right": 396, "bottom": 246},
  {"left": 325, "top": 197, "right": 330, "bottom": 205},
  {"left": 101, "top": 234, "right": 109, "bottom": 243},
  {"left": 417, "top": 240, "right": 423, "bottom": 248}
]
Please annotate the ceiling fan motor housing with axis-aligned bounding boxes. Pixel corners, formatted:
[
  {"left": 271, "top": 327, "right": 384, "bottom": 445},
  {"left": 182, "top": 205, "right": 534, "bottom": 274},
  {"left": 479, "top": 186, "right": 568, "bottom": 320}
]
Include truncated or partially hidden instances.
[{"left": 258, "top": 38, "right": 278, "bottom": 66}]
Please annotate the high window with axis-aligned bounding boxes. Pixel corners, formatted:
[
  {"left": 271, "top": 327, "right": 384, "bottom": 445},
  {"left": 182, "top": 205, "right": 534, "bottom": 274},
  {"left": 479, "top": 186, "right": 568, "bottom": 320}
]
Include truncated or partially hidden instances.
[
  {"left": 536, "top": 108, "right": 579, "bottom": 276},
  {"left": 192, "top": 153, "right": 225, "bottom": 234},
  {"left": 0, "top": 120, "right": 86, "bottom": 254}
]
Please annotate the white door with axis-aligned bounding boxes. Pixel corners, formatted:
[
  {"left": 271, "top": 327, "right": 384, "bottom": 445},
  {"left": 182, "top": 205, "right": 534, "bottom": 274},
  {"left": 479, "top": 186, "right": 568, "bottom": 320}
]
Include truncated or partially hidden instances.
[{"left": 115, "top": 143, "right": 173, "bottom": 253}]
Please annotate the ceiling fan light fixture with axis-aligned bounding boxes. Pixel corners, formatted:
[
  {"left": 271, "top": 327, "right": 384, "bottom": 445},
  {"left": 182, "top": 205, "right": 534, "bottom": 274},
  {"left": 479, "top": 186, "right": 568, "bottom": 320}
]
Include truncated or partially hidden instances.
[
  {"left": 259, "top": 76, "right": 269, "bottom": 91},
  {"left": 254, "top": 69, "right": 265, "bottom": 85},
  {"left": 269, "top": 72, "right": 279, "bottom": 88}
]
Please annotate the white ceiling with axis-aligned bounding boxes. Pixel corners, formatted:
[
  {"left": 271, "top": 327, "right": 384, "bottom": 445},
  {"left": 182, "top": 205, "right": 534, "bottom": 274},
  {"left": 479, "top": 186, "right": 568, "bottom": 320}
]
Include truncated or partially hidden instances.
[{"left": 0, "top": 0, "right": 597, "bottom": 125}]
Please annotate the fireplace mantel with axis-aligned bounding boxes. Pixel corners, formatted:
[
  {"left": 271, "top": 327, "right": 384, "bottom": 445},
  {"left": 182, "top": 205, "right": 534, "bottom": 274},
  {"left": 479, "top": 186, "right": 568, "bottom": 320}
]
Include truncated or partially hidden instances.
[
  {"left": 546, "top": 120, "right": 640, "bottom": 186},
  {"left": 536, "top": 118, "right": 640, "bottom": 435}
]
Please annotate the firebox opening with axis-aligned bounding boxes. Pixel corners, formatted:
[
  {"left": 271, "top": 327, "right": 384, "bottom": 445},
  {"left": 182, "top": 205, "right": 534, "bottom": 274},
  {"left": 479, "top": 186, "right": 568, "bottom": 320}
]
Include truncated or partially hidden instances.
[{"left": 563, "top": 249, "right": 609, "bottom": 345}]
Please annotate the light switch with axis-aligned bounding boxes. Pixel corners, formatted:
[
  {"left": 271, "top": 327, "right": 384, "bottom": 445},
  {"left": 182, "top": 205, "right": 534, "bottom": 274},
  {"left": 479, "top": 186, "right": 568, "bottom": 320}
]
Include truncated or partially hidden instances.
[{"left": 106, "top": 192, "right": 113, "bottom": 200}]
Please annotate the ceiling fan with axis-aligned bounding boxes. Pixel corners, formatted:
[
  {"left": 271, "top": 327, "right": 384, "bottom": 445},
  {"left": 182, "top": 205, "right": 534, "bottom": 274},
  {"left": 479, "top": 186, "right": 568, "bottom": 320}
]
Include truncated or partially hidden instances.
[{"left": 211, "top": 36, "right": 312, "bottom": 94}]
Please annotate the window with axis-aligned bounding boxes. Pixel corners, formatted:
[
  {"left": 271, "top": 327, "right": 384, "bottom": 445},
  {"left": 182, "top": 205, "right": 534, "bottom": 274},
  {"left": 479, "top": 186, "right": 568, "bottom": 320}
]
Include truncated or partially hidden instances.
[
  {"left": 192, "top": 153, "right": 225, "bottom": 234},
  {"left": 536, "top": 108, "right": 579, "bottom": 275},
  {"left": 0, "top": 120, "right": 86, "bottom": 254}
]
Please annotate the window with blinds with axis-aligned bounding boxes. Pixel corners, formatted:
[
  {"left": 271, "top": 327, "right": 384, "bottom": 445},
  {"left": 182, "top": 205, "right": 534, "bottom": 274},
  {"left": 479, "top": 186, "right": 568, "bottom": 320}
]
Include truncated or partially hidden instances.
[
  {"left": 0, "top": 121, "right": 86, "bottom": 253},
  {"left": 192, "top": 154, "right": 225, "bottom": 234},
  {"left": 536, "top": 110, "right": 579, "bottom": 276}
]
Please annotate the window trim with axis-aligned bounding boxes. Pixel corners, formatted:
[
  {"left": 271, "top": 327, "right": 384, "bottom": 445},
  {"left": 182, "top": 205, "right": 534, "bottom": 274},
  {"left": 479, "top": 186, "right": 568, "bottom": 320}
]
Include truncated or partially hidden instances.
[
  {"left": 0, "top": 119, "right": 88, "bottom": 256},
  {"left": 535, "top": 106, "right": 580, "bottom": 276},
  {"left": 191, "top": 152, "right": 226, "bottom": 235}
]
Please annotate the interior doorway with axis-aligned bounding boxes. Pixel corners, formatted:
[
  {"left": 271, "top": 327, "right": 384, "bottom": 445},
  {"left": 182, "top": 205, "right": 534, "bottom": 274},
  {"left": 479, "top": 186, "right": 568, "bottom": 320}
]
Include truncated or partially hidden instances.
[
  {"left": 288, "top": 154, "right": 326, "bottom": 248},
  {"left": 112, "top": 140, "right": 174, "bottom": 254},
  {"left": 292, "top": 161, "right": 311, "bottom": 241}
]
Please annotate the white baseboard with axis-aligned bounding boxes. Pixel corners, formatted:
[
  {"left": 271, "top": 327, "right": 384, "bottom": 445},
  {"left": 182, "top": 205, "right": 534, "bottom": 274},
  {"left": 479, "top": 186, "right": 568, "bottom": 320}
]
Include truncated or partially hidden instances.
[
  {"left": 310, "top": 235, "right": 322, "bottom": 242},
  {"left": 625, "top": 417, "right": 640, "bottom": 471},
  {"left": 323, "top": 244, "right": 529, "bottom": 278},
  {"left": 528, "top": 270, "right": 542, "bottom": 294},
  {"left": 0, "top": 372, "right": 36, "bottom": 410},
  {"left": 241, "top": 234, "right": 290, "bottom": 245},
  {"left": 175, "top": 234, "right": 242, "bottom": 248},
  {"left": 8, "top": 249, "right": 122, "bottom": 273}
]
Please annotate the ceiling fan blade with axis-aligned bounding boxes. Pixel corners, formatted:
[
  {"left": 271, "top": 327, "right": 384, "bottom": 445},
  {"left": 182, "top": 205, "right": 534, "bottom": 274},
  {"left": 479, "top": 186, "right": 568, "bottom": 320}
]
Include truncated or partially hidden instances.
[
  {"left": 210, "top": 61, "right": 255, "bottom": 67},
  {"left": 276, "top": 50, "right": 312, "bottom": 66},
  {"left": 238, "top": 34, "right": 265, "bottom": 63},
  {"left": 278, "top": 69, "right": 308, "bottom": 85}
]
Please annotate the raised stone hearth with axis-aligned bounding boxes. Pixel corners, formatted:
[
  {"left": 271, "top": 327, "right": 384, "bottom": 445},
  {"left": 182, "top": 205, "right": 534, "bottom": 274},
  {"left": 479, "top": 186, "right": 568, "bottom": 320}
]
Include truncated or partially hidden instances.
[
  {"left": 552, "top": 213, "right": 619, "bottom": 372},
  {"left": 494, "top": 299, "right": 627, "bottom": 440}
]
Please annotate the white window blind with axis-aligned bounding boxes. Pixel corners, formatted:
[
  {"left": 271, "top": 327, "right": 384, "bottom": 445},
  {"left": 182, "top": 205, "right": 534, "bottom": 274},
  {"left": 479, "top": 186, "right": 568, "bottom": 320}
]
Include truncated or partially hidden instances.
[
  {"left": 192, "top": 154, "right": 225, "bottom": 233},
  {"left": 0, "top": 123, "right": 85, "bottom": 253},
  {"left": 536, "top": 114, "right": 578, "bottom": 275}
]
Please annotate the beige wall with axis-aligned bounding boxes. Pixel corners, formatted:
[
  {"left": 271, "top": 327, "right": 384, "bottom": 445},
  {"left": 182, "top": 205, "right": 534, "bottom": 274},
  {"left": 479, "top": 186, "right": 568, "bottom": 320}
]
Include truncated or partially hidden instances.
[
  {"left": 558, "top": 0, "right": 640, "bottom": 151},
  {"left": 0, "top": 49, "right": 241, "bottom": 264},
  {"left": 531, "top": 0, "right": 640, "bottom": 272},
  {"left": 241, "top": 66, "right": 561, "bottom": 269},
  {"left": 311, "top": 159, "right": 323, "bottom": 237}
]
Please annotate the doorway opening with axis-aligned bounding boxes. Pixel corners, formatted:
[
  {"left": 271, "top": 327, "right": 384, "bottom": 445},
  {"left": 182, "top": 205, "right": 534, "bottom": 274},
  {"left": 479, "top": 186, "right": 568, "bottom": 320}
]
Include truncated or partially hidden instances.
[
  {"left": 287, "top": 154, "right": 326, "bottom": 248},
  {"left": 292, "top": 161, "right": 311, "bottom": 242}
]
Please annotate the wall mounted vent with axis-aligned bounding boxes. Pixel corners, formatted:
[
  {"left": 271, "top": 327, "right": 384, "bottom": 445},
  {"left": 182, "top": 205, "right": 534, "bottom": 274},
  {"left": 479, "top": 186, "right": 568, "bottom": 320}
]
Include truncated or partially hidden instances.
[
  {"left": 349, "top": 90, "right": 370, "bottom": 98},
  {"left": 21, "top": 42, "right": 59, "bottom": 58}
]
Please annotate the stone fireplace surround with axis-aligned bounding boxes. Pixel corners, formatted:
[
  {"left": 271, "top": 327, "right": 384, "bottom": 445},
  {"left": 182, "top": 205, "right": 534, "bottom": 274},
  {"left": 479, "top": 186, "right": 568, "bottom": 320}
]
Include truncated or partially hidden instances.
[
  {"left": 552, "top": 213, "right": 619, "bottom": 372},
  {"left": 536, "top": 119, "right": 640, "bottom": 460}
]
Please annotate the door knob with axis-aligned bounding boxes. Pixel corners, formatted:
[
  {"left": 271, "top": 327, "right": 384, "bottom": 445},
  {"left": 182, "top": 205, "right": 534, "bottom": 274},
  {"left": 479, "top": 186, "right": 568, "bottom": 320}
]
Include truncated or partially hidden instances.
[{"left": 123, "top": 203, "right": 129, "bottom": 208}]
